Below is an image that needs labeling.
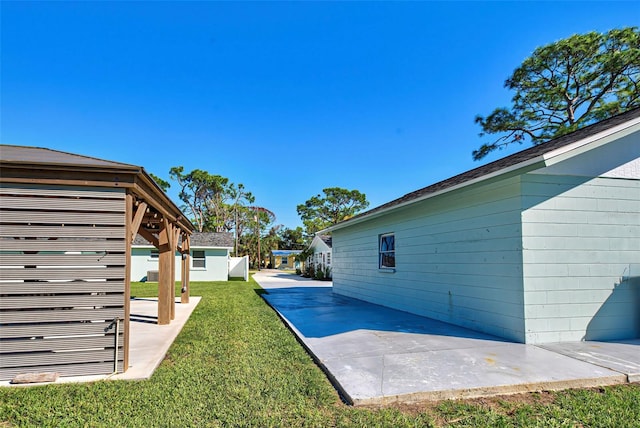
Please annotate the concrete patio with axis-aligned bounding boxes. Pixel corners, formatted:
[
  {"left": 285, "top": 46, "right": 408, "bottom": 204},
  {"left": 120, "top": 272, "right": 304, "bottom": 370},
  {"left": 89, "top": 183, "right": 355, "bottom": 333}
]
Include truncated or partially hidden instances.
[{"left": 254, "top": 270, "right": 640, "bottom": 405}]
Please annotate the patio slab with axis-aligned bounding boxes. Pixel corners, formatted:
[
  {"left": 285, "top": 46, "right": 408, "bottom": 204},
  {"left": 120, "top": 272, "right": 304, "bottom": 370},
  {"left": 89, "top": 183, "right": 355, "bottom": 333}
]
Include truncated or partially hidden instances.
[{"left": 253, "top": 270, "right": 637, "bottom": 405}]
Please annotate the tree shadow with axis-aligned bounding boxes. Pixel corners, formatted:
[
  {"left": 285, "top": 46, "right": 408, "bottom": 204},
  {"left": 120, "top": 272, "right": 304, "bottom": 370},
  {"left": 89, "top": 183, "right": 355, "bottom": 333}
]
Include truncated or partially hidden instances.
[{"left": 585, "top": 271, "right": 640, "bottom": 341}]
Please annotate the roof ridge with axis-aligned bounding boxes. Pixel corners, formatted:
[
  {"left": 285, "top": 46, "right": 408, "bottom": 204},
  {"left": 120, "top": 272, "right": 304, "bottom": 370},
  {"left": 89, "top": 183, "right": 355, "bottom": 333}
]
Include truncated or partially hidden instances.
[{"left": 0, "top": 144, "right": 139, "bottom": 169}]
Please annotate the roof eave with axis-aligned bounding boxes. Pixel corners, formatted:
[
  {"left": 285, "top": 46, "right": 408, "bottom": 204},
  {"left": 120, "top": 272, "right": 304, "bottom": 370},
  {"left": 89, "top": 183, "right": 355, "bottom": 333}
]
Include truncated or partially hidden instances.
[
  {"left": 326, "top": 113, "right": 640, "bottom": 234},
  {"left": 324, "top": 155, "right": 547, "bottom": 233}
]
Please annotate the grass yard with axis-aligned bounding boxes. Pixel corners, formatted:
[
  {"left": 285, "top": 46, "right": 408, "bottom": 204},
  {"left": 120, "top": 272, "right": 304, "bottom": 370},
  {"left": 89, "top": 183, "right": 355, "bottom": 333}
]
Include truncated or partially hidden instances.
[{"left": 1, "top": 278, "right": 639, "bottom": 427}]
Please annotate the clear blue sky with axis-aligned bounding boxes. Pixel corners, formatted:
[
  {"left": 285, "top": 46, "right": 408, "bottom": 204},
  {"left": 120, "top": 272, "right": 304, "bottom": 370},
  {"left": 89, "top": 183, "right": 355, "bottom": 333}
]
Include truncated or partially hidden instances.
[{"left": 2, "top": 1, "right": 638, "bottom": 229}]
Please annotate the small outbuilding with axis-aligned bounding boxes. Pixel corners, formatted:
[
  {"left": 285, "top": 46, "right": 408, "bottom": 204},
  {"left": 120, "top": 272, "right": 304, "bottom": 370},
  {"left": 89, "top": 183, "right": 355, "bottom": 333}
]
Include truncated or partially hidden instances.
[
  {"left": 327, "top": 109, "right": 640, "bottom": 344},
  {"left": 131, "top": 232, "right": 234, "bottom": 282},
  {"left": 0, "top": 145, "right": 194, "bottom": 381},
  {"left": 270, "top": 250, "right": 302, "bottom": 270}
]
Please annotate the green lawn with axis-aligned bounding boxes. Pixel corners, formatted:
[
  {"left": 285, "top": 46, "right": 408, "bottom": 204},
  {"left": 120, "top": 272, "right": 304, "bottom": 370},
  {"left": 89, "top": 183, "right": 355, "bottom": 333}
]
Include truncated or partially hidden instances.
[{"left": 1, "top": 278, "right": 639, "bottom": 427}]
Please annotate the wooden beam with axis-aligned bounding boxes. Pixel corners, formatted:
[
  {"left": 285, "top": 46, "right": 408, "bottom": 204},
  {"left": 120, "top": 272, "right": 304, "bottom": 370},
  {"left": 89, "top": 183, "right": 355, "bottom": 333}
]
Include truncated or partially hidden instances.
[
  {"left": 137, "top": 228, "right": 159, "bottom": 248},
  {"left": 163, "top": 217, "right": 177, "bottom": 320},
  {"left": 129, "top": 201, "right": 148, "bottom": 243}
]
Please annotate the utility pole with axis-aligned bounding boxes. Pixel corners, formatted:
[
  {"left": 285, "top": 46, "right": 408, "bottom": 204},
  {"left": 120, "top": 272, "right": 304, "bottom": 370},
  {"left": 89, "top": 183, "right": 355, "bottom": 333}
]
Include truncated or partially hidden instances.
[{"left": 256, "top": 208, "right": 261, "bottom": 271}]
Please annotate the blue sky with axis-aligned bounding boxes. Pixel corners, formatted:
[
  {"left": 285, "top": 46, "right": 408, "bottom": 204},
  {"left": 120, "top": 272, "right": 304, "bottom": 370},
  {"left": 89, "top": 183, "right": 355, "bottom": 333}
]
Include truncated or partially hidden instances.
[{"left": 2, "top": 1, "right": 638, "bottom": 229}]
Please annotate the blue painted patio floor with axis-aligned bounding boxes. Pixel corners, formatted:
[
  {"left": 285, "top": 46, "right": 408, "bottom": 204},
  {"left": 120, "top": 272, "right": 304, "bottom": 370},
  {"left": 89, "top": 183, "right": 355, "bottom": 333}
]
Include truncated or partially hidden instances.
[{"left": 253, "top": 270, "right": 640, "bottom": 405}]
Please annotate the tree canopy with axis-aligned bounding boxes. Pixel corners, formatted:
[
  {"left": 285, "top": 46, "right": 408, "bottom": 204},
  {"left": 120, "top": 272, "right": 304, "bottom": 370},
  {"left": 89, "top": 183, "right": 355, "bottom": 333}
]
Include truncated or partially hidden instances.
[
  {"left": 149, "top": 173, "right": 170, "bottom": 193},
  {"left": 168, "top": 166, "right": 254, "bottom": 233},
  {"left": 473, "top": 27, "right": 640, "bottom": 160},
  {"left": 297, "top": 187, "right": 369, "bottom": 236}
]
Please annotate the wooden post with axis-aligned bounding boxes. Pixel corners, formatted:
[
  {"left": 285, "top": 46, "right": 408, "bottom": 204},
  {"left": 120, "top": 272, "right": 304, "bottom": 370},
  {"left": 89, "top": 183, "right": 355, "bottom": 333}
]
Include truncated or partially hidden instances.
[
  {"left": 170, "top": 224, "right": 178, "bottom": 320},
  {"left": 158, "top": 218, "right": 172, "bottom": 325},
  {"left": 181, "top": 234, "right": 190, "bottom": 304}
]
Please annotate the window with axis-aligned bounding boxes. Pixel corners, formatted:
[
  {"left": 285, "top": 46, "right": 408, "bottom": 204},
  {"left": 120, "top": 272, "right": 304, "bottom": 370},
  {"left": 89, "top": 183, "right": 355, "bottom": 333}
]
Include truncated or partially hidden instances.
[
  {"left": 281, "top": 256, "right": 288, "bottom": 265},
  {"left": 326, "top": 252, "right": 331, "bottom": 265},
  {"left": 192, "top": 250, "right": 206, "bottom": 268},
  {"left": 150, "top": 249, "right": 159, "bottom": 259},
  {"left": 379, "top": 233, "right": 395, "bottom": 269}
]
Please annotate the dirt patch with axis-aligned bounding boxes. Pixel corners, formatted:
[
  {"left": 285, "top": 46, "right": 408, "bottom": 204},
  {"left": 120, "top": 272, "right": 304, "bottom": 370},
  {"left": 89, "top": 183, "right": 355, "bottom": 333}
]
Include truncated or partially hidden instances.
[{"left": 360, "top": 389, "right": 559, "bottom": 417}]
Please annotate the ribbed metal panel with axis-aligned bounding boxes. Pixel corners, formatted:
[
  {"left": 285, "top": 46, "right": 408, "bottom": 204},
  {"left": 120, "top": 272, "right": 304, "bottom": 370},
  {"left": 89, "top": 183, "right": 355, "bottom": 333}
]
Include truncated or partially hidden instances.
[
  {"left": 0, "top": 225, "right": 125, "bottom": 239},
  {"left": 0, "top": 267, "right": 125, "bottom": 281},
  {"left": 1, "top": 349, "right": 125, "bottom": 368},
  {"left": 0, "top": 321, "right": 113, "bottom": 339},
  {"left": 0, "top": 335, "right": 120, "bottom": 353},
  {"left": 0, "top": 184, "right": 126, "bottom": 380},
  {"left": 0, "top": 185, "right": 125, "bottom": 199},
  {"left": 0, "top": 362, "right": 124, "bottom": 380},
  {"left": 0, "top": 308, "right": 124, "bottom": 324},
  {"left": 0, "top": 240, "right": 125, "bottom": 252},
  {"left": 0, "top": 282, "right": 125, "bottom": 295},
  {"left": 0, "top": 294, "right": 125, "bottom": 310},
  {"left": 1, "top": 196, "right": 125, "bottom": 212},
  {"left": 0, "top": 253, "right": 126, "bottom": 267},
  {"left": 0, "top": 210, "right": 124, "bottom": 225}
]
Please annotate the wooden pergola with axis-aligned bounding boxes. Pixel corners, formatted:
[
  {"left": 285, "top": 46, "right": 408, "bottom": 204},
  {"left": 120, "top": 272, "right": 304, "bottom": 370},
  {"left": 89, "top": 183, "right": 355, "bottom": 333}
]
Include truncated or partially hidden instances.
[{"left": 0, "top": 145, "right": 194, "bottom": 379}]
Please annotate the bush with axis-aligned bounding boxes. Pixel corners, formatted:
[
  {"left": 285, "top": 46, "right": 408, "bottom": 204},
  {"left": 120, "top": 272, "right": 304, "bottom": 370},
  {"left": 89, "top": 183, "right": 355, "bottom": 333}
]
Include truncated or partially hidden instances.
[
  {"left": 323, "top": 266, "right": 332, "bottom": 280},
  {"left": 314, "top": 268, "right": 325, "bottom": 280},
  {"left": 295, "top": 268, "right": 302, "bottom": 275},
  {"left": 303, "top": 265, "right": 315, "bottom": 278}
]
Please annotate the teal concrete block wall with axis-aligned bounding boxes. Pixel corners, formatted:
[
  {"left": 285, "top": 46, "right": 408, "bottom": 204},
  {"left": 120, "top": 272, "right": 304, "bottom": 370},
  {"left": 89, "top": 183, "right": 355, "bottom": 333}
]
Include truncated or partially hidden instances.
[
  {"left": 522, "top": 173, "right": 640, "bottom": 343},
  {"left": 333, "top": 177, "right": 527, "bottom": 342}
]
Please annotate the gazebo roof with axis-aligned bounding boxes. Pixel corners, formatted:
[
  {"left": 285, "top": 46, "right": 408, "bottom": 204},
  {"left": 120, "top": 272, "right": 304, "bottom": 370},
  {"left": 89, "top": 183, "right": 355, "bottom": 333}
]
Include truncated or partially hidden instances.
[{"left": 0, "top": 144, "right": 194, "bottom": 234}]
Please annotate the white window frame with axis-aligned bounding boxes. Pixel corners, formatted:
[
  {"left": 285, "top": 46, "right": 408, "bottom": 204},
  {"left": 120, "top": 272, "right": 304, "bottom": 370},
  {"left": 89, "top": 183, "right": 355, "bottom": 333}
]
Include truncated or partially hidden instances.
[
  {"left": 379, "top": 233, "right": 395, "bottom": 270},
  {"left": 192, "top": 250, "right": 206, "bottom": 269}
]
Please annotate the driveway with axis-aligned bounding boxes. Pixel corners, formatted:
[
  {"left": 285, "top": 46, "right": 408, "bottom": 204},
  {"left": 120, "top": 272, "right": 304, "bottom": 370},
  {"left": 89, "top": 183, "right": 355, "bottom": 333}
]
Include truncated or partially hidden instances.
[{"left": 253, "top": 270, "right": 640, "bottom": 405}]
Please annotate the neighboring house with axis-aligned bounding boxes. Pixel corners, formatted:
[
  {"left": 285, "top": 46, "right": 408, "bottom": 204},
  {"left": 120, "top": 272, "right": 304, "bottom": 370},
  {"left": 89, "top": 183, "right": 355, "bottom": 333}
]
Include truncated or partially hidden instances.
[
  {"left": 307, "top": 234, "right": 332, "bottom": 272},
  {"left": 132, "top": 232, "right": 234, "bottom": 282},
  {"left": 326, "top": 108, "right": 640, "bottom": 345},
  {"left": 270, "top": 250, "right": 302, "bottom": 269}
]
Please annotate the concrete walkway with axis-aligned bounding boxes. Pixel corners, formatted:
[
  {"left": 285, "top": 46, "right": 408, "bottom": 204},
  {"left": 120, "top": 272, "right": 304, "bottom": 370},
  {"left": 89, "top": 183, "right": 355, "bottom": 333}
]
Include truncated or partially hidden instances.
[{"left": 253, "top": 270, "right": 640, "bottom": 405}]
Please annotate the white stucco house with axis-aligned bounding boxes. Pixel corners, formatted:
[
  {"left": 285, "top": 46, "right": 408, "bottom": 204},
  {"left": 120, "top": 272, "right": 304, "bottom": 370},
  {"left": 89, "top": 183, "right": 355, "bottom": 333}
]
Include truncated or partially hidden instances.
[
  {"left": 307, "top": 234, "right": 332, "bottom": 272},
  {"left": 326, "top": 108, "right": 640, "bottom": 344},
  {"left": 132, "top": 232, "right": 234, "bottom": 282}
]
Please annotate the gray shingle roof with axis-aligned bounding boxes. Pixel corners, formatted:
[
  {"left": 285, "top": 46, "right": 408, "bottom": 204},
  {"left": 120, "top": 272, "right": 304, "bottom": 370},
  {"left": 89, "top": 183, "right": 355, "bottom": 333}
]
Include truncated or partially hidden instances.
[
  {"left": 320, "top": 235, "right": 332, "bottom": 248},
  {"left": 133, "top": 232, "right": 233, "bottom": 248},
  {"left": 332, "top": 107, "right": 640, "bottom": 230},
  {"left": 0, "top": 145, "right": 139, "bottom": 169}
]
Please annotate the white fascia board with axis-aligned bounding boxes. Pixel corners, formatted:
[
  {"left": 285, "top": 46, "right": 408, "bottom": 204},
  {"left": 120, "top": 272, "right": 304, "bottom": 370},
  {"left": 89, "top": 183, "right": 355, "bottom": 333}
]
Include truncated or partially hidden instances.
[
  {"left": 325, "top": 156, "right": 547, "bottom": 232},
  {"left": 543, "top": 117, "right": 640, "bottom": 167}
]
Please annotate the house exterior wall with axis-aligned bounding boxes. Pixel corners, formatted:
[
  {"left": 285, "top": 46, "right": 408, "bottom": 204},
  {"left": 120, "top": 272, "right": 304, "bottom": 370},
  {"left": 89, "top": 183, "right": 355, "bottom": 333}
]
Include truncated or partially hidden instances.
[
  {"left": 521, "top": 174, "right": 640, "bottom": 343},
  {"left": 131, "top": 247, "right": 162, "bottom": 282},
  {"left": 131, "top": 248, "right": 230, "bottom": 282},
  {"left": 191, "top": 248, "right": 229, "bottom": 281},
  {"left": 308, "top": 237, "right": 332, "bottom": 272},
  {"left": 333, "top": 177, "right": 527, "bottom": 342}
]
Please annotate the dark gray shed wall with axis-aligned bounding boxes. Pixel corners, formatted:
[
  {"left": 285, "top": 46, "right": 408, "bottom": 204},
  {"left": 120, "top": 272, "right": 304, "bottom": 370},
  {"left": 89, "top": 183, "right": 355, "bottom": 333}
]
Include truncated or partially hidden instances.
[{"left": 0, "top": 184, "right": 126, "bottom": 380}]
